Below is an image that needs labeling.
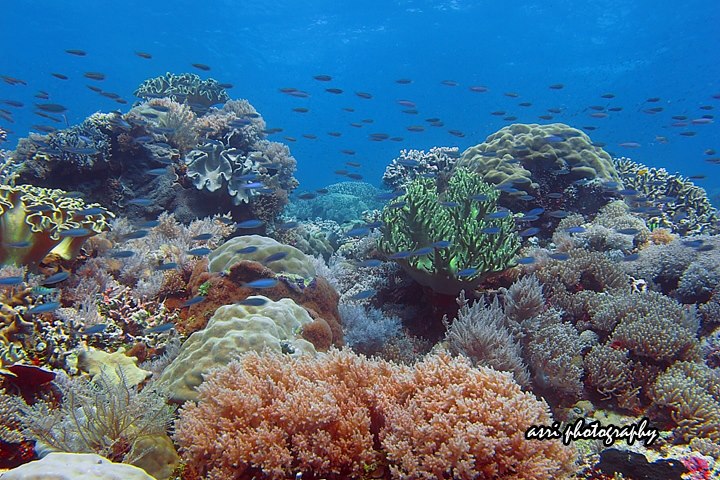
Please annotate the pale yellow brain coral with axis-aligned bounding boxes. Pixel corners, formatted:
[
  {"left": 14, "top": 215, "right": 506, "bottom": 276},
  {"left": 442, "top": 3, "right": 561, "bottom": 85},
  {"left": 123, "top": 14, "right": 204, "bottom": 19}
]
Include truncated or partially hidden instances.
[
  {"left": 158, "top": 295, "right": 316, "bottom": 403},
  {"left": 208, "top": 234, "right": 316, "bottom": 278},
  {"left": 1, "top": 452, "right": 155, "bottom": 479},
  {"left": 457, "top": 123, "right": 621, "bottom": 190}
]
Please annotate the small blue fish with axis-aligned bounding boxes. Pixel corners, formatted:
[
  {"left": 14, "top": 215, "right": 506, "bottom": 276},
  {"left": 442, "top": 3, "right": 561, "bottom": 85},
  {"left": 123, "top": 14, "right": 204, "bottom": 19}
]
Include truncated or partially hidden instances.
[
  {"left": 516, "top": 256, "right": 536, "bottom": 264},
  {"left": 481, "top": 227, "right": 502, "bottom": 234},
  {"left": 365, "top": 221, "right": 383, "bottom": 229},
  {"left": 622, "top": 253, "right": 640, "bottom": 262},
  {"left": 27, "top": 302, "right": 61, "bottom": 314},
  {"left": 236, "top": 219, "right": 264, "bottom": 229},
  {"left": 237, "top": 297, "right": 270, "bottom": 307},
  {"left": 389, "top": 251, "right": 413, "bottom": 259},
  {"left": 526, "top": 208, "right": 545, "bottom": 216},
  {"left": 242, "top": 182, "right": 265, "bottom": 190},
  {"left": 549, "top": 252, "right": 570, "bottom": 261},
  {"left": 108, "top": 250, "right": 135, "bottom": 258},
  {"left": 139, "top": 220, "right": 160, "bottom": 228},
  {"left": 243, "top": 278, "right": 279, "bottom": 289},
  {"left": 432, "top": 240, "right": 452, "bottom": 248},
  {"left": 388, "top": 201, "right": 407, "bottom": 209},
  {"left": 156, "top": 262, "right": 178, "bottom": 270},
  {"left": 457, "top": 268, "right": 478, "bottom": 278},
  {"left": 146, "top": 168, "right": 168, "bottom": 176},
  {"left": 26, "top": 204, "right": 54, "bottom": 213},
  {"left": 42, "top": 271, "right": 70, "bottom": 285},
  {"left": 76, "top": 207, "right": 105, "bottom": 216},
  {"left": 144, "top": 323, "right": 175, "bottom": 334},
  {"left": 696, "top": 244, "right": 715, "bottom": 252},
  {"left": 616, "top": 189, "right": 639, "bottom": 196},
  {"left": 235, "top": 246, "right": 259, "bottom": 254},
  {"left": 59, "top": 228, "right": 91, "bottom": 237},
  {"left": 351, "top": 289, "right": 375, "bottom": 300},
  {"left": 410, "top": 247, "right": 434, "bottom": 256},
  {"left": 124, "top": 230, "right": 149, "bottom": 239},
  {"left": 346, "top": 227, "right": 371, "bottom": 237},
  {"left": 0, "top": 276, "right": 24, "bottom": 286},
  {"left": 81, "top": 324, "right": 108, "bottom": 335},
  {"left": 682, "top": 240, "right": 704, "bottom": 248},
  {"left": 192, "top": 233, "right": 213, "bottom": 241},
  {"left": 548, "top": 210, "right": 570, "bottom": 219},
  {"left": 439, "top": 201, "right": 459, "bottom": 208},
  {"left": 470, "top": 194, "right": 489, "bottom": 202},
  {"left": 127, "top": 198, "right": 153, "bottom": 207},
  {"left": 263, "top": 252, "right": 289, "bottom": 263},
  {"left": 519, "top": 227, "right": 540, "bottom": 237},
  {"left": 182, "top": 296, "right": 206, "bottom": 307},
  {"left": 358, "top": 259, "right": 383, "bottom": 268},
  {"left": 187, "top": 247, "right": 212, "bottom": 256},
  {"left": 565, "top": 226, "right": 586, "bottom": 234},
  {"left": 544, "top": 135, "right": 564, "bottom": 143},
  {"left": 5, "top": 241, "right": 31, "bottom": 248},
  {"left": 485, "top": 211, "right": 511, "bottom": 219},
  {"left": 31, "top": 286, "right": 56, "bottom": 295},
  {"left": 616, "top": 228, "right": 640, "bottom": 235}
]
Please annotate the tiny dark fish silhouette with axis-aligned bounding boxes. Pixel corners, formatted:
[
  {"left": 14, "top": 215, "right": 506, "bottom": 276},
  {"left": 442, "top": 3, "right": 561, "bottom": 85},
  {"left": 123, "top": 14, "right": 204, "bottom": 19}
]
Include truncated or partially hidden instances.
[
  {"left": 313, "top": 74, "right": 332, "bottom": 81},
  {"left": 192, "top": 63, "right": 211, "bottom": 71},
  {"left": 325, "top": 88, "right": 343, "bottom": 94},
  {"left": 548, "top": 83, "right": 564, "bottom": 89},
  {"left": 83, "top": 72, "right": 106, "bottom": 81},
  {"left": 395, "top": 78, "right": 412, "bottom": 84},
  {"left": 355, "top": 92, "right": 373, "bottom": 99},
  {"left": 135, "top": 51, "right": 152, "bottom": 59},
  {"left": 65, "top": 49, "right": 87, "bottom": 56},
  {"left": 36, "top": 103, "right": 67, "bottom": 113}
]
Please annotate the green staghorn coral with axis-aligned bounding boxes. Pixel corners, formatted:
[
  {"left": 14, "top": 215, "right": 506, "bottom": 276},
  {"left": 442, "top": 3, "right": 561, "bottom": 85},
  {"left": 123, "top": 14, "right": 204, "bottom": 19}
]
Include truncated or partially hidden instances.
[{"left": 379, "top": 167, "right": 520, "bottom": 295}]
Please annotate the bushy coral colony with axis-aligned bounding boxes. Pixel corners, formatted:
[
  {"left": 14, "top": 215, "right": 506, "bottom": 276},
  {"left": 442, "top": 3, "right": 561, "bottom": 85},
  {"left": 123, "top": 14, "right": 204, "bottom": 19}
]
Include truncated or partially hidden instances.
[{"left": 1, "top": 74, "right": 719, "bottom": 480}]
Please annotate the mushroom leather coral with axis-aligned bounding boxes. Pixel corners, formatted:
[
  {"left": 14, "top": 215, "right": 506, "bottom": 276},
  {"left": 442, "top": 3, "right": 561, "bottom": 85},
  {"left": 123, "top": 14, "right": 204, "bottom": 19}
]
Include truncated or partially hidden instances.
[{"left": 0, "top": 185, "right": 112, "bottom": 268}]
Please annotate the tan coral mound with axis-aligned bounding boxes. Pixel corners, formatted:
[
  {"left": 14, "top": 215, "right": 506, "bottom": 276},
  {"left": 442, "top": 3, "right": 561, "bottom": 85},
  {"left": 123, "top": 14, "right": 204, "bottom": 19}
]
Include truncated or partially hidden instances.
[{"left": 174, "top": 350, "right": 576, "bottom": 480}]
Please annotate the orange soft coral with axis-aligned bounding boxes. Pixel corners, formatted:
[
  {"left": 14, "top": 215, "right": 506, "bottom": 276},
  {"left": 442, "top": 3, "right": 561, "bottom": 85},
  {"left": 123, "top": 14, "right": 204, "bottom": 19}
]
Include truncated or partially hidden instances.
[{"left": 174, "top": 350, "right": 575, "bottom": 480}]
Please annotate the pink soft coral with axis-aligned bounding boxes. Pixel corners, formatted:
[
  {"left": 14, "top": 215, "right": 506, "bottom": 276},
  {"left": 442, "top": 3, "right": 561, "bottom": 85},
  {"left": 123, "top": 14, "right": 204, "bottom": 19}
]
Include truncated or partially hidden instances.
[{"left": 174, "top": 350, "right": 575, "bottom": 480}]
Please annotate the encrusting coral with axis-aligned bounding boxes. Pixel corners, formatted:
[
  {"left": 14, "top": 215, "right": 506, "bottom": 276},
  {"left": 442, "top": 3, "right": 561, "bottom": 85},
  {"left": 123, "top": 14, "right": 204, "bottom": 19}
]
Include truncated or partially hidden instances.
[{"left": 174, "top": 349, "right": 576, "bottom": 480}]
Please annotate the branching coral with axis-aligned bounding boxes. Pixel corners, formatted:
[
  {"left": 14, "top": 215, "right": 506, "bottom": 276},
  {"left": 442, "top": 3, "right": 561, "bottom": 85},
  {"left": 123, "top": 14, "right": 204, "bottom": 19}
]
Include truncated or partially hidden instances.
[
  {"left": 174, "top": 350, "right": 576, "bottom": 480},
  {"left": 382, "top": 146, "right": 459, "bottom": 190},
  {"left": 614, "top": 157, "right": 720, "bottom": 235},
  {"left": 0, "top": 184, "right": 113, "bottom": 267},
  {"left": 379, "top": 167, "right": 520, "bottom": 295},
  {"left": 133, "top": 72, "right": 229, "bottom": 115}
]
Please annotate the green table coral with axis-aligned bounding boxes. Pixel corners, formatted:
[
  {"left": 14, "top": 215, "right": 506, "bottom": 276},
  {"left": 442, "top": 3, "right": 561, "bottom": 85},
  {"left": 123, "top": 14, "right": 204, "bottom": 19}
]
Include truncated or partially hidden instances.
[{"left": 379, "top": 168, "right": 520, "bottom": 295}]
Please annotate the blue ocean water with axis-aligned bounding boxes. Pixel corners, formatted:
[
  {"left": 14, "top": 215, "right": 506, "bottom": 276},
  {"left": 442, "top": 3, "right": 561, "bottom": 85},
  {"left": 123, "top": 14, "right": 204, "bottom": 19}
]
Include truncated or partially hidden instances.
[{"left": 1, "top": 0, "right": 719, "bottom": 198}]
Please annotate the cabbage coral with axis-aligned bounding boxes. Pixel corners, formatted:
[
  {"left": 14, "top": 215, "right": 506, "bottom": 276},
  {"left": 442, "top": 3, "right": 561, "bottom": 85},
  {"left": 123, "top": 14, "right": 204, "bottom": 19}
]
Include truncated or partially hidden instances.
[
  {"left": 0, "top": 184, "right": 113, "bottom": 268},
  {"left": 379, "top": 167, "right": 520, "bottom": 295}
]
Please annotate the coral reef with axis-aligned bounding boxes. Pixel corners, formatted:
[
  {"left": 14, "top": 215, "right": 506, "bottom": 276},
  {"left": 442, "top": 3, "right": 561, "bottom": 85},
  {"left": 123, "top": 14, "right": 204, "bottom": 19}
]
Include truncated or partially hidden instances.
[
  {"left": 0, "top": 452, "right": 156, "bottom": 480},
  {"left": 285, "top": 182, "right": 385, "bottom": 223},
  {"left": 623, "top": 234, "right": 720, "bottom": 304},
  {"left": 382, "top": 146, "right": 460, "bottom": 190},
  {"left": 456, "top": 123, "right": 620, "bottom": 215},
  {"left": 158, "top": 296, "right": 317, "bottom": 403},
  {"left": 0, "top": 184, "right": 113, "bottom": 268},
  {"left": 614, "top": 157, "right": 720, "bottom": 235},
  {"left": 208, "top": 234, "right": 316, "bottom": 277},
  {"left": 133, "top": 72, "right": 230, "bottom": 115},
  {"left": 174, "top": 350, "right": 576, "bottom": 479},
  {"left": 444, "top": 291, "right": 530, "bottom": 387},
  {"left": 379, "top": 167, "right": 520, "bottom": 295}
]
